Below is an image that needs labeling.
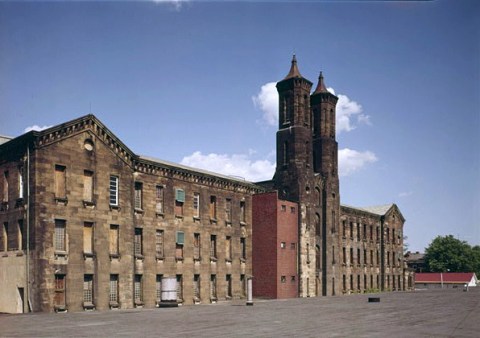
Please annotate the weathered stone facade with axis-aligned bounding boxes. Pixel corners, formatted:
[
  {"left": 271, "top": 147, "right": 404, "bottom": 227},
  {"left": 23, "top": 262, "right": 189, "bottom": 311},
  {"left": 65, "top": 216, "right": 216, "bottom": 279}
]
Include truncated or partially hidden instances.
[{"left": 0, "top": 116, "right": 262, "bottom": 313}]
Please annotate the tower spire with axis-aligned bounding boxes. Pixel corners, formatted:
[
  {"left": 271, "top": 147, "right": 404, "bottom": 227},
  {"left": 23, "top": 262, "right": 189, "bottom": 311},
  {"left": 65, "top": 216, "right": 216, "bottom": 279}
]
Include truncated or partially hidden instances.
[
  {"left": 313, "top": 71, "right": 329, "bottom": 94},
  {"left": 283, "top": 54, "right": 303, "bottom": 80}
]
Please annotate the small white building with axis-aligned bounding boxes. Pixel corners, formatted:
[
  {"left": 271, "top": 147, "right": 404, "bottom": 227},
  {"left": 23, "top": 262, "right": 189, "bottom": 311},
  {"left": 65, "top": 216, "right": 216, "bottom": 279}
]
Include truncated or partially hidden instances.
[{"left": 415, "top": 272, "right": 478, "bottom": 289}]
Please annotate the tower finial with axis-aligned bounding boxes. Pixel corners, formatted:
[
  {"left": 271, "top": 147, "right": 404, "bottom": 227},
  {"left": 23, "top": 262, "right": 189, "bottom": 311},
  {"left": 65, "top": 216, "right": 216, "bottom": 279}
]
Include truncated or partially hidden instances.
[
  {"left": 284, "top": 54, "right": 302, "bottom": 80},
  {"left": 313, "top": 71, "right": 328, "bottom": 94}
]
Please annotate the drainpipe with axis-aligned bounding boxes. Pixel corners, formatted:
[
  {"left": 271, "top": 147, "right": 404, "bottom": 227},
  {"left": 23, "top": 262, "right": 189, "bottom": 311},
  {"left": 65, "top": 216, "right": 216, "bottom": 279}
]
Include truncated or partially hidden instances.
[{"left": 26, "top": 146, "right": 31, "bottom": 312}]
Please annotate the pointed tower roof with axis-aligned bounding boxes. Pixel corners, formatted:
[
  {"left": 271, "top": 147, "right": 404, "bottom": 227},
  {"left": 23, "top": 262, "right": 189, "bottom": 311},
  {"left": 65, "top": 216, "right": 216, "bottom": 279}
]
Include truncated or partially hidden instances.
[
  {"left": 312, "top": 71, "right": 329, "bottom": 94},
  {"left": 283, "top": 54, "right": 303, "bottom": 80}
]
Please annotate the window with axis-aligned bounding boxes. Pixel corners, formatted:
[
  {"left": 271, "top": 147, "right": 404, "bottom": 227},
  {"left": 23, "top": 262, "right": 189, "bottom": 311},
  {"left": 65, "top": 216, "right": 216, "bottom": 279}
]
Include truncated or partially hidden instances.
[
  {"left": 350, "top": 275, "right": 353, "bottom": 291},
  {"left": 18, "top": 167, "right": 24, "bottom": 199},
  {"left": 393, "top": 229, "right": 396, "bottom": 243},
  {"left": 54, "top": 274, "right": 66, "bottom": 308},
  {"left": 290, "top": 206, "right": 295, "bottom": 214},
  {"left": 54, "top": 165, "right": 66, "bottom": 199},
  {"left": 226, "top": 274, "right": 232, "bottom": 298},
  {"left": 364, "top": 275, "right": 367, "bottom": 290},
  {"left": 307, "top": 243, "right": 310, "bottom": 263},
  {"left": 54, "top": 219, "right": 66, "bottom": 252},
  {"left": 225, "top": 198, "right": 232, "bottom": 223},
  {"left": 343, "top": 275, "right": 346, "bottom": 291},
  {"left": 176, "top": 231, "right": 184, "bottom": 259},
  {"left": 342, "top": 247, "right": 346, "bottom": 264},
  {"left": 109, "top": 175, "right": 119, "bottom": 206},
  {"left": 291, "top": 243, "right": 296, "bottom": 250},
  {"left": 315, "top": 213, "right": 321, "bottom": 236},
  {"left": 386, "top": 228, "right": 390, "bottom": 242},
  {"left": 210, "top": 235, "right": 217, "bottom": 259},
  {"left": 156, "top": 275, "right": 163, "bottom": 303},
  {"left": 2, "top": 171, "right": 8, "bottom": 202},
  {"left": 175, "top": 188, "right": 184, "bottom": 216},
  {"left": 240, "top": 237, "right": 246, "bottom": 260},
  {"left": 156, "top": 185, "right": 164, "bottom": 214},
  {"left": 357, "top": 223, "right": 361, "bottom": 241},
  {"left": 370, "top": 225, "right": 373, "bottom": 240},
  {"left": 370, "top": 250, "right": 373, "bottom": 266},
  {"left": 83, "top": 275, "right": 94, "bottom": 305},
  {"left": 209, "top": 196, "right": 217, "bottom": 220},
  {"left": 155, "top": 230, "right": 164, "bottom": 258},
  {"left": 332, "top": 246, "right": 335, "bottom": 264},
  {"left": 364, "top": 249, "right": 367, "bottom": 265},
  {"left": 193, "top": 274, "right": 200, "bottom": 301},
  {"left": 357, "top": 248, "right": 361, "bottom": 266},
  {"left": 331, "top": 211, "right": 336, "bottom": 233},
  {"left": 280, "top": 276, "right": 286, "bottom": 283},
  {"left": 283, "top": 141, "right": 289, "bottom": 165},
  {"left": 363, "top": 224, "right": 367, "bottom": 240},
  {"left": 83, "top": 222, "right": 94, "bottom": 256},
  {"left": 109, "top": 224, "right": 119, "bottom": 256},
  {"left": 193, "top": 192, "right": 200, "bottom": 218},
  {"left": 281, "top": 242, "right": 286, "bottom": 249},
  {"left": 110, "top": 275, "right": 119, "bottom": 305},
  {"left": 210, "top": 275, "right": 217, "bottom": 301},
  {"left": 134, "top": 182, "right": 142, "bottom": 210},
  {"left": 349, "top": 222, "right": 353, "bottom": 239},
  {"left": 291, "top": 276, "right": 296, "bottom": 282},
  {"left": 134, "top": 275, "right": 143, "bottom": 305},
  {"left": 83, "top": 170, "right": 93, "bottom": 202},
  {"left": 194, "top": 233, "right": 201, "bottom": 260},
  {"left": 357, "top": 275, "right": 361, "bottom": 291},
  {"left": 226, "top": 236, "right": 232, "bottom": 261},
  {"left": 376, "top": 226, "right": 380, "bottom": 241},
  {"left": 281, "top": 205, "right": 286, "bottom": 212},
  {"left": 376, "top": 250, "right": 380, "bottom": 265},
  {"left": 17, "top": 220, "right": 24, "bottom": 251},
  {"left": 134, "top": 228, "right": 143, "bottom": 257},
  {"left": 387, "top": 251, "right": 390, "bottom": 266},
  {"left": 240, "top": 200, "right": 246, "bottom": 223},
  {"left": 176, "top": 274, "right": 183, "bottom": 302},
  {"left": 342, "top": 221, "right": 346, "bottom": 237},
  {"left": 393, "top": 252, "right": 396, "bottom": 266},
  {"left": 240, "top": 274, "right": 246, "bottom": 297},
  {"left": 2, "top": 222, "right": 7, "bottom": 251}
]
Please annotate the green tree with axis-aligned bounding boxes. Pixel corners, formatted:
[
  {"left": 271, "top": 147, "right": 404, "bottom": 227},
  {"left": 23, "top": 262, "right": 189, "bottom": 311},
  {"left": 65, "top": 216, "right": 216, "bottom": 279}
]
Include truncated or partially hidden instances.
[
  {"left": 472, "top": 245, "right": 480, "bottom": 276},
  {"left": 424, "top": 235, "right": 477, "bottom": 273}
]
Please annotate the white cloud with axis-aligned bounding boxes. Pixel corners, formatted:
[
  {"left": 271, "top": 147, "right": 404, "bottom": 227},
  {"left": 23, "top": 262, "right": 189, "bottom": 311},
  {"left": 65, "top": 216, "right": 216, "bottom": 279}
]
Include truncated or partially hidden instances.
[
  {"left": 24, "top": 125, "right": 52, "bottom": 133},
  {"left": 152, "top": 0, "right": 186, "bottom": 11},
  {"left": 253, "top": 82, "right": 371, "bottom": 133},
  {"left": 181, "top": 151, "right": 275, "bottom": 182},
  {"left": 252, "top": 82, "right": 278, "bottom": 127},
  {"left": 338, "top": 148, "right": 378, "bottom": 177},
  {"left": 398, "top": 191, "right": 413, "bottom": 198}
]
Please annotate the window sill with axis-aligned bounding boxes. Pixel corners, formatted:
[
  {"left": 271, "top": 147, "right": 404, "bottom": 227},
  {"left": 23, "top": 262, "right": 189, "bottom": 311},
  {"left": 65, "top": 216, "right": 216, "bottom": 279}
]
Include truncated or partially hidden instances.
[
  {"left": 240, "top": 258, "right": 246, "bottom": 263},
  {"left": 83, "top": 302, "right": 95, "bottom": 310},
  {"left": 210, "top": 218, "right": 217, "bottom": 224},
  {"left": 193, "top": 257, "right": 201, "bottom": 262},
  {"left": 83, "top": 252, "right": 95, "bottom": 259},
  {"left": 83, "top": 200, "right": 96, "bottom": 208},
  {"left": 0, "top": 201, "right": 9, "bottom": 212},
  {"left": 109, "top": 301, "right": 119, "bottom": 309},
  {"left": 134, "top": 301, "right": 144, "bottom": 307},
  {"left": 16, "top": 250, "right": 24, "bottom": 257},
  {"left": 109, "top": 205, "right": 121, "bottom": 211},
  {"left": 134, "top": 208, "right": 144, "bottom": 215},
  {"left": 193, "top": 216, "right": 201, "bottom": 222},
  {"left": 110, "top": 253, "right": 120, "bottom": 260},
  {"left": 156, "top": 255, "right": 164, "bottom": 261},
  {"left": 54, "top": 251, "right": 68, "bottom": 259},
  {"left": 210, "top": 257, "right": 218, "bottom": 262},
  {"left": 155, "top": 212, "right": 164, "bottom": 218},
  {"left": 175, "top": 215, "right": 184, "bottom": 220},
  {"left": 225, "top": 258, "right": 232, "bottom": 263},
  {"left": 54, "top": 305, "right": 67, "bottom": 313},
  {"left": 54, "top": 197, "right": 68, "bottom": 205},
  {"left": 240, "top": 221, "right": 247, "bottom": 227},
  {"left": 175, "top": 257, "right": 184, "bottom": 262},
  {"left": 225, "top": 220, "right": 232, "bottom": 227},
  {"left": 134, "top": 254, "right": 144, "bottom": 261}
]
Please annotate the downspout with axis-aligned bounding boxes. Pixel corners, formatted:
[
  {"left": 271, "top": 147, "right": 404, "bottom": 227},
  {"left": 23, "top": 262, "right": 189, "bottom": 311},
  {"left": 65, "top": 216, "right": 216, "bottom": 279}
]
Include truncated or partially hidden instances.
[{"left": 26, "top": 146, "right": 31, "bottom": 312}]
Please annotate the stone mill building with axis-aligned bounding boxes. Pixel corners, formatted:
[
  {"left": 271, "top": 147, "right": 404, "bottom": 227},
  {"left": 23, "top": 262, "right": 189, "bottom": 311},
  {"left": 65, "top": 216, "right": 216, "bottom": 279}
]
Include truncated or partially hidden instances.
[{"left": 0, "top": 56, "right": 406, "bottom": 313}]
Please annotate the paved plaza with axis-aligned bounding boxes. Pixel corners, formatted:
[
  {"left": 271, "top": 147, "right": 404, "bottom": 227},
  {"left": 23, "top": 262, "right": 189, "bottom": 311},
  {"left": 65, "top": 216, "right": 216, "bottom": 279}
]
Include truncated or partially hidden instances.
[{"left": 1, "top": 288, "right": 479, "bottom": 337}]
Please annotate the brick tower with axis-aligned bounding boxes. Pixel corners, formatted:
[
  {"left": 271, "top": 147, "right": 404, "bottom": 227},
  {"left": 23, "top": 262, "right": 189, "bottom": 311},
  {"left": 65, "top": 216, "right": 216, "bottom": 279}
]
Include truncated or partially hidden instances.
[{"left": 274, "top": 56, "right": 340, "bottom": 297}]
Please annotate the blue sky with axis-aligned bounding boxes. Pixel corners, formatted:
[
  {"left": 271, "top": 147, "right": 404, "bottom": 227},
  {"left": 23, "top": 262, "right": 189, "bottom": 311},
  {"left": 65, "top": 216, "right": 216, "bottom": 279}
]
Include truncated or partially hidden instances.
[{"left": 1, "top": 0, "right": 479, "bottom": 252}]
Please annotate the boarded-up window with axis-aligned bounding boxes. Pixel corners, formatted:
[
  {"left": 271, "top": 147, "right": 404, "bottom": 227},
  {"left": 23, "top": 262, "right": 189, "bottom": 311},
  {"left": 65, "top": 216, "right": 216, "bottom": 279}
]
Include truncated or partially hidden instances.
[
  {"left": 134, "top": 275, "right": 143, "bottom": 304},
  {"left": 209, "top": 196, "right": 216, "bottom": 219},
  {"left": 193, "top": 192, "right": 200, "bottom": 217},
  {"left": 83, "top": 222, "right": 93, "bottom": 254},
  {"left": 225, "top": 198, "right": 232, "bottom": 222},
  {"left": 155, "top": 230, "right": 164, "bottom": 257},
  {"left": 109, "top": 175, "right": 118, "bottom": 206},
  {"left": 134, "top": 182, "right": 142, "bottom": 209},
  {"left": 226, "top": 236, "right": 232, "bottom": 260},
  {"left": 83, "top": 275, "right": 93, "bottom": 304},
  {"left": 240, "top": 200, "right": 246, "bottom": 223},
  {"left": 109, "top": 224, "right": 119, "bottom": 255},
  {"left": 193, "top": 274, "right": 200, "bottom": 300},
  {"left": 54, "top": 165, "right": 66, "bottom": 198},
  {"left": 176, "top": 231, "right": 184, "bottom": 259},
  {"left": 156, "top": 185, "right": 164, "bottom": 213},
  {"left": 134, "top": 228, "right": 143, "bottom": 256},
  {"left": 83, "top": 171, "right": 93, "bottom": 202},
  {"left": 210, "top": 275, "right": 217, "bottom": 300},
  {"left": 210, "top": 235, "right": 217, "bottom": 259},
  {"left": 176, "top": 274, "right": 183, "bottom": 301},
  {"left": 109, "top": 275, "right": 118, "bottom": 303},
  {"left": 2, "top": 171, "right": 8, "bottom": 202},
  {"left": 54, "top": 219, "right": 66, "bottom": 252},
  {"left": 54, "top": 274, "right": 66, "bottom": 307},
  {"left": 156, "top": 275, "right": 162, "bottom": 303},
  {"left": 193, "top": 233, "right": 200, "bottom": 260},
  {"left": 175, "top": 189, "right": 184, "bottom": 216},
  {"left": 226, "top": 274, "right": 232, "bottom": 298}
]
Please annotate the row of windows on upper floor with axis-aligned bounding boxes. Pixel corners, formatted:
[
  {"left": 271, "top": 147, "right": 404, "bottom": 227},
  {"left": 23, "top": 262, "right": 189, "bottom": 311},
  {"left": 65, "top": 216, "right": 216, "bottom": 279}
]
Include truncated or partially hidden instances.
[
  {"left": 49, "top": 165, "right": 248, "bottom": 224},
  {"left": 53, "top": 272, "right": 247, "bottom": 311},
  {"left": 0, "top": 219, "right": 25, "bottom": 252},
  {"left": 339, "top": 220, "right": 402, "bottom": 245},
  {"left": 53, "top": 219, "right": 247, "bottom": 263},
  {"left": 1, "top": 168, "right": 24, "bottom": 210}
]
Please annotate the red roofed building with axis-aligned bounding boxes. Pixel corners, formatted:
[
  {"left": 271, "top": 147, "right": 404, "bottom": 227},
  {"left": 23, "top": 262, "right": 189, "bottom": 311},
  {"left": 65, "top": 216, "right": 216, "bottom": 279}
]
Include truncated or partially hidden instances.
[{"left": 415, "top": 272, "right": 478, "bottom": 289}]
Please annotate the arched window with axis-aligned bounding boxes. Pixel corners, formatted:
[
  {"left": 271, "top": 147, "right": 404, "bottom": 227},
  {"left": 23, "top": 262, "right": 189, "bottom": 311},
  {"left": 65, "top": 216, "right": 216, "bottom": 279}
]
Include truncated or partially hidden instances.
[{"left": 315, "top": 213, "right": 321, "bottom": 236}]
